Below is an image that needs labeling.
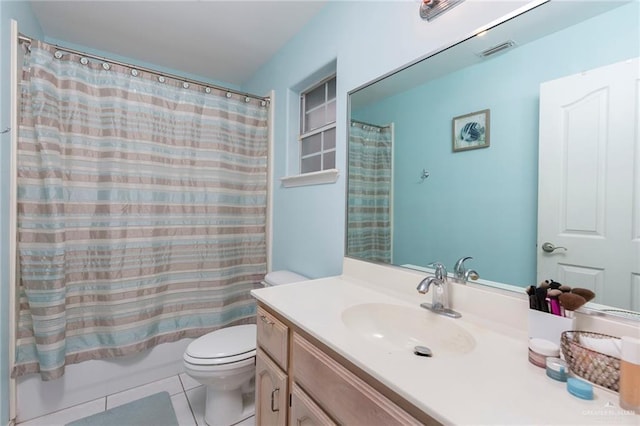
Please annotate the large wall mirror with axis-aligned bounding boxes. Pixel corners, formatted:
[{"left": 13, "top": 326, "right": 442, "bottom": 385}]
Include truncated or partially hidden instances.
[{"left": 347, "top": 0, "right": 639, "bottom": 316}]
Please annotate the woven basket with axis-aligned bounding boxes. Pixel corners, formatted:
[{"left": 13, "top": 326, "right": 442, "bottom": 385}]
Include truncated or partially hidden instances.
[{"left": 560, "top": 330, "right": 621, "bottom": 392}]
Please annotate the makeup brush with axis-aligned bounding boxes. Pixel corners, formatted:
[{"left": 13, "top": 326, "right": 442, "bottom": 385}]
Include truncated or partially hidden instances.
[
  {"left": 559, "top": 292, "right": 587, "bottom": 317},
  {"left": 571, "top": 288, "right": 595, "bottom": 302},
  {"left": 547, "top": 289, "right": 563, "bottom": 316},
  {"left": 548, "top": 280, "right": 562, "bottom": 290},
  {"left": 559, "top": 285, "right": 572, "bottom": 293},
  {"left": 526, "top": 285, "right": 538, "bottom": 310},
  {"left": 536, "top": 287, "right": 549, "bottom": 313},
  {"left": 539, "top": 280, "right": 551, "bottom": 290}
]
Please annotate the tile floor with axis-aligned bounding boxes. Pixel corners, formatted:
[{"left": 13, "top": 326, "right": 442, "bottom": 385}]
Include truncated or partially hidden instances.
[{"left": 17, "top": 373, "right": 255, "bottom": 426}]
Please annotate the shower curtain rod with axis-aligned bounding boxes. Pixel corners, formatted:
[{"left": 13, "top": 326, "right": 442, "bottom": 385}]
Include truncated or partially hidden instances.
[
  {"left": 18, "top": 34, "right": 270, "bottom": 103},
  {"left": 351, "top": 119, "right": 389, "bottom": 129}
]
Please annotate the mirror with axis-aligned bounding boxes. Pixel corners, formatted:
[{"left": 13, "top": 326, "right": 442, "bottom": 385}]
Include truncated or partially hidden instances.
[{"left": 347, "top": 0, "right": 639, "bottom": 315}]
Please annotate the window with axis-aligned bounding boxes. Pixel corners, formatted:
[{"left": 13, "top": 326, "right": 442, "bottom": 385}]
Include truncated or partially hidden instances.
[{"left": 299, "top": 76, "right": 336, "bottom": 174}]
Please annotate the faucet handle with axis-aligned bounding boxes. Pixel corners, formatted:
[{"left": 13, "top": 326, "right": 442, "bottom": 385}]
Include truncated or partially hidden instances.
[
  {"left": 454, "top": 256, "right": 473, "bottom": 278},
  {"left": 428, "top": 262, "right": 447, "bottom": 281},
  {"left": 464, "top": 269, "right": 480, "bottom": 281}
]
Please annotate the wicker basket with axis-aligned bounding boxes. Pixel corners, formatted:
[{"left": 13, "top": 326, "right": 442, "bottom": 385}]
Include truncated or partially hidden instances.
[{"left": 560, "top": 331, "right": 621, "bottom": 392}]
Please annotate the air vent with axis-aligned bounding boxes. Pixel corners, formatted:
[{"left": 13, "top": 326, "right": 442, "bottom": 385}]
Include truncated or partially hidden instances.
[{"left": 478, "top": 40, "right": 517, "bottom": 58}]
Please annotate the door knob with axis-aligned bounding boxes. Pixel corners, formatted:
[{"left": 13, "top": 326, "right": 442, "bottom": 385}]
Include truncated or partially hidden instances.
[{"left": 542, "top": 242, "right": 567, "bottom": 253}]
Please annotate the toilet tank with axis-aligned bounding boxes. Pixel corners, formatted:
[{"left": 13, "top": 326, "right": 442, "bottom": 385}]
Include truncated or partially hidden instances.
[{"left": 262, "top": 270, "right": 309, "bottom": 287}]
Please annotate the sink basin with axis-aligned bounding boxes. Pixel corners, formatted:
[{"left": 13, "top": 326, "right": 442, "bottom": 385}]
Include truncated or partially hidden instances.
[{"left": 341, "top": 303, "right": 476, "bottom": 356}]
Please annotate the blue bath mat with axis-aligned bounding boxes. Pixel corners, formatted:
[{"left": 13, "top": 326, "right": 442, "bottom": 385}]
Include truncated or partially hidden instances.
[{"left": 66, "top": 391, "right": 178, "bottom": 426}]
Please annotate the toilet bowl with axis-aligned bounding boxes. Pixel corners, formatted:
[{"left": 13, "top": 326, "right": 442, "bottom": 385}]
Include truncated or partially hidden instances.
[{"left": 183, "top": 270, "right": 308, "bottom": 426}]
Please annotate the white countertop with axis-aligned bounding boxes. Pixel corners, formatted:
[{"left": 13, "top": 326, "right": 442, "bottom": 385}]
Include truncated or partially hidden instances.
[{"left": 252, "top": 272, "right": 639, "bottom": 425}]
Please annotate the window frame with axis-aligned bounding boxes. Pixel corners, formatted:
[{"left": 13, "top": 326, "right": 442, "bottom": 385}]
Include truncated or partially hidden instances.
[{"left": 298, "top": 75, "right": 337, "bottom": 174}]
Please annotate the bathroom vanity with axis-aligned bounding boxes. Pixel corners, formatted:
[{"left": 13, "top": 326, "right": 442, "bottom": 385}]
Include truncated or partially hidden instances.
[
  {"left": 251, "top": 1, "right": 640, "bottom": 423},
  {"left": 255, "top": 304, "right": 430, "bottom": 425},
  {"left": 252, "top": 258, "right": 639, "bottom": 425}
]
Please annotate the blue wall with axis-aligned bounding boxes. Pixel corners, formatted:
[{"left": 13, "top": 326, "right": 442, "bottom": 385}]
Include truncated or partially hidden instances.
[
  {"left": 243, "top": 0, "right": 535, "bottom": 279},
  {"left": 0, "top": 2, "right": 43, "bottom": 423},
  {"left": 352, "top": 3, "right": 639, "bottom": 286}
]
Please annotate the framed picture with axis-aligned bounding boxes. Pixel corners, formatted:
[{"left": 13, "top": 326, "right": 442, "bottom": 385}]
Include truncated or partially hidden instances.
[{"left": 452, "top": 109, "right": 490, "bottom": 152}]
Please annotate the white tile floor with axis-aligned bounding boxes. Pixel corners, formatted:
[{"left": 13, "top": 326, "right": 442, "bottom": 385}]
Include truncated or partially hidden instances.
[{"left": 17, "top": 373, "right": 255, "bottom": 426}]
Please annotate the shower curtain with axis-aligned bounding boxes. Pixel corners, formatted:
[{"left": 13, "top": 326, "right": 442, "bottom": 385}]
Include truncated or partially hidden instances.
[
  {"left": 14, "top": 41, "right": 268, "bottom": 380},
  {"left": 347, "top": 121, "right": 392, "bottom": 263}
]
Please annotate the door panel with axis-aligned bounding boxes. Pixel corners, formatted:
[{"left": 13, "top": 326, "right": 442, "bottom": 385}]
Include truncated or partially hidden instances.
[{"left": 538, "top": 57, "right": 640, "bottom": 310}]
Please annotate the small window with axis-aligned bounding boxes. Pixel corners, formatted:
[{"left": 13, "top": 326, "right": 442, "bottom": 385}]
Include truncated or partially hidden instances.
[{"left": 299, "top": 76, "right": 336, "bottom": 174}]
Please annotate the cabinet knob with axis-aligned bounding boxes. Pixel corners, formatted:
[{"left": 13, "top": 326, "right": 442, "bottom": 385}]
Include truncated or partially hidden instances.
[{"left": 260, "top": 315, "right": 275, "bottom": 325}]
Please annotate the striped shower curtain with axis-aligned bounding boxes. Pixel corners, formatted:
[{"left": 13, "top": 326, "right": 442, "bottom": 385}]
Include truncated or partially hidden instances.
[
  {"left": 14, "top": 41, "right": 268, "bottom": 380},
  {"left": 347, "top": 121, "right": 393, "bottom": 263}
]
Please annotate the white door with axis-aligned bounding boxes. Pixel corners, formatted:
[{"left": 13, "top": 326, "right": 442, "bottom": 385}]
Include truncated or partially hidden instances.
[{"left": 537, "top": 58, "right": 640, "bottom": 311}]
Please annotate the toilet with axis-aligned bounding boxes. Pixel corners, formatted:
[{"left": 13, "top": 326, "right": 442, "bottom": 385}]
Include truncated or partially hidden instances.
[{"left": 183, "top": 270, "right": 309, "bottom": 426}]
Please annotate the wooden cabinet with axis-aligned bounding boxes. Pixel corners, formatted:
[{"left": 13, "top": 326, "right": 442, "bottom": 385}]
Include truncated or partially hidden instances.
[
  {"left": 257, "top": 306, "right": 289, "bottom": 370},
  {"left": 256, "top": 348, "right": 288, "bottom": 426},
  {"left": 292, "top": 333, "right": 422, "bottom": 426},
  {"left": 255, "top": 303, "right": 435, "bottom": 426},
  {"left": 290, "top": 384, "right": 336, "bottom": 426}
]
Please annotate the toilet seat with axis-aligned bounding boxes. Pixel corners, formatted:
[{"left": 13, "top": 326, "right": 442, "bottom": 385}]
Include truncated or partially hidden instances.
[
  {"left": 184, "top": 349, "right": 256, "bottom": 366},
  {"left": 184, "top": 324, "right": 257, "bottom": 366}
]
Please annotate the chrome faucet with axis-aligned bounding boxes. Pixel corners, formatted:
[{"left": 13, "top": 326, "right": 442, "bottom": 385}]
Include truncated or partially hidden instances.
[
  {"left": 454, "top": 256, "right": 480, "bottom": 284},
  {"left": 464, "top": 268, "right": 480, "bottom": 282},
  {"left": 416, "top": 262, "right": 461, "bottom": 318}
]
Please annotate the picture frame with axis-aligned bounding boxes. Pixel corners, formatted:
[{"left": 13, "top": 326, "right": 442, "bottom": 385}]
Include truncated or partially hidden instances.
[{"left": 452, "top": 109, "right": 490, "bottom": 152}]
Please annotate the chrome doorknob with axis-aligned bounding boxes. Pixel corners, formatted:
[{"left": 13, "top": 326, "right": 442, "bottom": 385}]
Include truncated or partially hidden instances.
[{"left": 542, "top": 242, "right": 567, "bottom": 253}]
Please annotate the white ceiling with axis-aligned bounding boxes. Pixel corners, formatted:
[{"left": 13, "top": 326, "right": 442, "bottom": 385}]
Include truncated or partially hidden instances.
[
  {"left": 350, "top": 0, "right": 629, "bottom": 109},
  {"left": 29, "top": 1, "right": 327, "bottom": 88}
]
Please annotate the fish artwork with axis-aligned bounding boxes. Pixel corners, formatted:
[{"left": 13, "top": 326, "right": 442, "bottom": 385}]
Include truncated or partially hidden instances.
[{"left": 459, "top": 121, "right": 485, "bottom": 142}]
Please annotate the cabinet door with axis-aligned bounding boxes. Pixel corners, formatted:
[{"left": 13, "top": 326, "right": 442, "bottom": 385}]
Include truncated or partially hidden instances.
[
  {"left": 290, "top": 384, "right": 336, "bottom": 426},
  {"left": 256, "top": 348, "right": 287, "bottom": 426}
]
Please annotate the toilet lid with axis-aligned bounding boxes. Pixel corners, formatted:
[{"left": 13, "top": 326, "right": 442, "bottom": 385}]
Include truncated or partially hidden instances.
[
  {"left": 264, "top": 270, "right": 308, "bottom": 286},
  {"left": 185, "top": 324, "right": 256, "bottom": 361}
]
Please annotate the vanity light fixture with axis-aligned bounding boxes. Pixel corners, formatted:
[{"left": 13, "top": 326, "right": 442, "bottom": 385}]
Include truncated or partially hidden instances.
[{"left": 420, "top": 0, "right": 464, "bottom": 21}]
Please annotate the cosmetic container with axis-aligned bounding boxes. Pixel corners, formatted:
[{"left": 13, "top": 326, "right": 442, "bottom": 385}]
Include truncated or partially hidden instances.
[
  {"left": 528, "top": 338, "right": 560, "bottom": 368},
  {"left": 545, "top": 357, "right": 568, "bottom": 382},
  {"left": 567, "top": 377, "right": 593, "bottom": 400},
  {"left": 620, "top": 336, "right": 640, "bottom": 413}
]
